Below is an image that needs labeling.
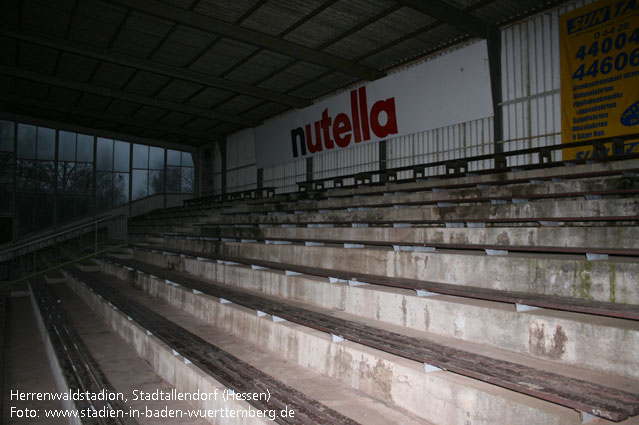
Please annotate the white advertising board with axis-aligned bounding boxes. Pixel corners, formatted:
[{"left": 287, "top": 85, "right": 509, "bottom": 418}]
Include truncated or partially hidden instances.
[{"left": 254, "top": 40, "right": 494, "bottom": 168}]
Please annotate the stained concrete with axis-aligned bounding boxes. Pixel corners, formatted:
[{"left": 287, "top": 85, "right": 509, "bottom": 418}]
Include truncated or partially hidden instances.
[{"left": 125, "top": 247, "right": 639, "bottom": 380}]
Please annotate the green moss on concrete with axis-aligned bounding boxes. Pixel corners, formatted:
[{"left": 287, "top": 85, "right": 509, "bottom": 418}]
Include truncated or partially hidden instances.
[
  {"left": 574, "top": 261, "right": 593, "bottom": 300},
  {"left": 609, "top": 262, "right": 617, "bottom": 303}
]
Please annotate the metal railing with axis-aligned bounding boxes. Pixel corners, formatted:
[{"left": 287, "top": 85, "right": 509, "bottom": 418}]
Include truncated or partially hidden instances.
[{"left": 0, "top": 214, "right": 128, "bottom": 286}]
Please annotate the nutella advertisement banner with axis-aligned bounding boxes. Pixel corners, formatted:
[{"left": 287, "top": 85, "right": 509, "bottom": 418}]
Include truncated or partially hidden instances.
[{"left": 254, "top": 40, "right": 494, "bottom": 168}]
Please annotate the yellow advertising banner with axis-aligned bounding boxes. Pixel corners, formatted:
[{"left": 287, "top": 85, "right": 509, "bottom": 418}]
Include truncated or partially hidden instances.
[{"left": 560, "top": 0, "right": 639, "bottom": 160}]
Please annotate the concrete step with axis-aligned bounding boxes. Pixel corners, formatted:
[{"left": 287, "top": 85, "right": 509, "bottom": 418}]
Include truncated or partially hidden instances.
[
  {"left": 218, "top": 176, "right": 639, "bottom": 216},
  {"left": 2, "top": 296, "right": 64, "bottom": 424},
  {"left": 86, "top": 259, "right": 639, "bottom": 425},
  {"left": 185, "top": 225, "right": 639, "bottom": 254},
  {"left": 198, "top": 198, "right": 639, "bottom": 227},
  {"left": 62, "top": 267, "right": 434, "bottom": 425},
  {"left": 139, "top": 237, "right": 639, "bottom": 305},
  {"left": 116, "top": 246, "right": 639, "bottom": 380}
]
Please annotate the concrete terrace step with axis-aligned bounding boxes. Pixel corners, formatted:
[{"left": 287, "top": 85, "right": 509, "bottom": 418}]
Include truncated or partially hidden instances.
[
  {"left": 152, "top": 226, "right": 639, "bottom": 256},
  {"left": 199, "top": 198, "right": 639, "bottom": 226},
  {"left": 89, "top": 257, "right": 639, "bottom": 423},
  {"left": 111, "top": 247, "right": 639, "bottom": 380},
  {"left": 134, "top": 237, "right": 639, "bottom": 305},
  {"left": 28, "top": 279, "right": 139, "bottom": 425},
  {"left": 62, "top": 266, "right": 432, "bottom": 425},
  {"left": 217, "top": 176, "right": 639, "bottom": 216}
]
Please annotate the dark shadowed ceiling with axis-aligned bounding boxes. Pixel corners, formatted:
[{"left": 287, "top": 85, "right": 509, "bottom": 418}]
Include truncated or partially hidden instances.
[{"left": 0, "top": 0, "right": 563, "bottom": 148}]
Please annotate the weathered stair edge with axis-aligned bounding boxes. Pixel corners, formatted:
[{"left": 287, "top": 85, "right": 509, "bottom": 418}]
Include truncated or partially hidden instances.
[
  {"left": 123, "top": 247, "right": 639, "bottom": 380},
  {"left": 61, "top": 270, "right": 272, "bottom": 425},
  {"left": 156, "top": 238, "right": 637, "bottom": 305},
  {"left": 28, "top": 282, "right": 82, "bottom": 425},
  {"left": 96, "top": 259, "right": 584, "bottom": 425}
]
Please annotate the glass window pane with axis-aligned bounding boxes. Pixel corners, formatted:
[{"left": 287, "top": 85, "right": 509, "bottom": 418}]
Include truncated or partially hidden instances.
[
  {"left": 58, "top": 131, "right": 76, "bottom": 161},
  {"left": 149, "top": 170, "right": 164, "bottom": 195},
  {"left": 113, "top": 140, "right": 129, "bottom": 172},
  {"left": 181, "top": 167, "right": 194, "bottom": 193},
  {"left": 132, "top": 169, "right": 148, "bottom": 200},
  {"left": 0, "top": 120, "right": 14, "bottom": 152},
  {"left": 35, "top": 161, "right": 55, "bottom": 192},
  {"left": 96, "top": 138, "right": 113, "bottom": 171},
  {"left": 17, "top": 124, "right": 36, "bottom": 159},
  {"left": 0, "top": 152, "right": 13, "bottom": 215},
  {"left": 58, "top": 162, "right": 76, "bottom": 193},
  {"left": 16, "top": 159, "right": 36, "bottom": 192},
  {"left": 181, "top": 152, "right": 194, "bottom": 167},
  {"left": 16, "top": 196, "right": 36, "bottom": 236},
  {"left": 132, "top": 144, "right": 148, "bottom": 169},
  {"left": 167, "top": 166, "right": 180, "bottom": 192},
  {"left": 37, "top": 127, "right": 55, "bottom": 160},
  {"left": 113, "top": 172, "right": 129, "bottom": 206},
  {"left": 77, "top": 134, "right": 93, "bottom": 162},
  {"left": 96, "top": 171, "right": 112, "bottom": 209},
  {"left": 167, "top": 149, "right": 180, "bottom": 166},
  {"left": 75, "top": 163, "right": 93, "bottom": 195},
  {"left": 149, "top": 146, "right": 164, "bottom": 170}
]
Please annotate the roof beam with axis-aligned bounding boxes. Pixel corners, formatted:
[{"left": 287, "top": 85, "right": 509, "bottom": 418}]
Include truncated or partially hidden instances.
[
  {"left": 395, "top": 0, "right": 494, "bottom": 38},
  {"left": 0, "top": 26, "right": 309, "bottom": 108},
  {"left": 108, "top": 0, "right": 385, "bottom": 81},
  {"left": 1, "top": 93, "right": 220, "bottom": 143},
  {"left": 0, "top": 65, "right": 261, "bottom": 127}
]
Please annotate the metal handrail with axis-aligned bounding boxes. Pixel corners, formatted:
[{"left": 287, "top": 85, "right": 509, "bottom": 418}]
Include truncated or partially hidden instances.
[
  {"left": 0, "top": 213, "right": 128, "bottom": 263},
  {"left": 0, "top": 245, "right": 124, "bottom": 289}
]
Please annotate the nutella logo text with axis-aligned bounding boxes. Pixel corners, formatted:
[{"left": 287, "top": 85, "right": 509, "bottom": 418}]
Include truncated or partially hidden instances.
[{"left": 290, "top": 87, "right": 398, "bottom": 158}]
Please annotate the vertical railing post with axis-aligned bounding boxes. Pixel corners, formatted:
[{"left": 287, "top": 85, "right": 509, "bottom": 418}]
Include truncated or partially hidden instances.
[{"left": 94, "top": 222, "right": 98, "bottom": 254}]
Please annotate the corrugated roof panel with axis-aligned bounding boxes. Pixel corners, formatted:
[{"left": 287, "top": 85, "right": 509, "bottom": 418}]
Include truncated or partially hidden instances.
[
  {"left": 110, "top": 12, "right": 173, "bottom": 58},
  {"left": 21, "top": 0, "right": 73, "bottom": 38},
  {"left": 15, "top": 79, "right": 50, "bottom": 100},
  {"left": 105, "top": 99, "right": 142, "bottom": 117},
  {"left": 360, "top": 24, "right": 466, "bottom": 69},
  {"left": 133, "top": 105, "right": 169, "bottom": 122},
  {"left": 258, "top": 61, "right": 328, "bottom": 93},
  {"left": 473, "top": 0, "right": 551, "bottom": 24},
  {"left": 323, "top": 7, "right": 436, "bottom": 60},
  {"left": 212, "top": 122, "right": 244, "bottom": 135},
  {"left": 55, "top": 53, "right": 100, "bottom": 83},
  {"left": 184, "top": 117, "right": 220, "bottom": 131},
  {"left": 67, "top": 0, "right": 127, "bottom": 48},
  {"left": 76, "top": 93, "right": 112, "bottom": 111},
  {"left": 0, "top": 76, "right": 17, "bottom": 93},
  {"left": 123, "top": 71, "right": 171, "bottom": 97},
  {"left": 0, "top": 1, "right": 21, "bottom": 26},
  {"left": 0, "top": 37, "right": 19, "bottom": 66},
  {"left": 224, "top": 50, "right": 293, "bottom": 85},
  {"left": 156, "top": 0, "right": 195, "bottom": 9},
  {"left": 186, "top": 87, "right": 235, "bottom": 109},
  {"left": 91, "top": 62, "right": 137, "bottom": 90},
  {"left": 443, "top": 0, "right": 488, "bottom": 9},
  {"left": 18, "top": 42, "right": 59, "bottom": 74},
  {"left": 215, "top": 95, "right": 264, "bottom": 115},
  {"left": 241, "top": 102, "right": 289, "bottom": 121},
  {"left": 241, "top": 0, "right": 327, "bottom": 37},
  {"left": 150, "top": 25, "right": 216, "bottom": 67},
  {"left": 161, "top": 111, "right": 194, "bottom": 126},
  {"left": 283, "top": 0, "right": 398, "bottom": 49},
  {"left": 155, "top": 79, "right": 203, "bottom": 103},
  {"left": 287, "top": 72, "right": 355, "bottom": 99},
  {"left": 46, "top": 86, "right": 83, "bottom": 106},
  {"left": 194, "top": 0, "right": 266, "bottom": 24},
  {"left": 188, "top": 38, "right": 259, "bottom": 76}
]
